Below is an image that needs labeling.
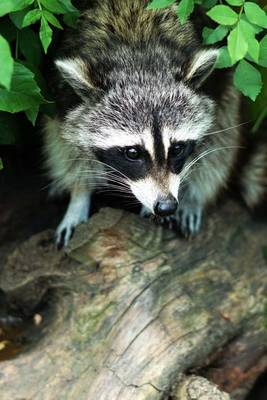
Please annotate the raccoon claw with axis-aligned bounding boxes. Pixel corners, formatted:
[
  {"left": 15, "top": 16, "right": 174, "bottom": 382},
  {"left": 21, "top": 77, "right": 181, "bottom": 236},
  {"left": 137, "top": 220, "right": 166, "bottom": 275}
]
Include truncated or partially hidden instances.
[
  {"left": 56, "top": 225, "right": 75, "bottom": 250},
  {"left": 156, "top": 215, "right": 178, "bottom": 230},
  {"left": 177, "top": 206, "right": 203, "bottom": 238},
  {"left": 140, "top": 206, "right": 152, "bottom": 218}
]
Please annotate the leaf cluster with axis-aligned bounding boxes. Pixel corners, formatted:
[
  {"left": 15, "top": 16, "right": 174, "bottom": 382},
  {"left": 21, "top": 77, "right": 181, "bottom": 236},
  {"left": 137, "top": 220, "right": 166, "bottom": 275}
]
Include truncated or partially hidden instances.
[
  {"left": 148, "top": 0, "right": 267, "bottom": 106},
  {"left": 0, "top": 0, "right": 78, "bottom": 145}
]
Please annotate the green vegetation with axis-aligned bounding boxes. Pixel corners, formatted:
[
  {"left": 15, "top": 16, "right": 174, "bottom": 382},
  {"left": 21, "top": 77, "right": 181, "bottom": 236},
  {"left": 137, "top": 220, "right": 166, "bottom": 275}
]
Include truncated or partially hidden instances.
[
  {"left": 0, "top": 0, "right": 78, "bottom": 152},
  {"left": 149, "top": 0, "right": 267, "bottom": 134},
  {"left": 148, "top": 0, "right": 267, "bottom": 102}
]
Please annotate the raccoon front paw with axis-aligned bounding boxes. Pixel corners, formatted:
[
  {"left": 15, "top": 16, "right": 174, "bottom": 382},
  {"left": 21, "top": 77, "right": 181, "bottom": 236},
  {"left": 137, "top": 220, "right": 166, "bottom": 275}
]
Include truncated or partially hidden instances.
[
  {"left": 55, "top": 213, "right": 88, "bottom": 250},
  {"left": 177, "top": 205, "right": 203, "bottom": 238},
  {"left": 56, "top": 224, "right": 75, "bottom": 250}
]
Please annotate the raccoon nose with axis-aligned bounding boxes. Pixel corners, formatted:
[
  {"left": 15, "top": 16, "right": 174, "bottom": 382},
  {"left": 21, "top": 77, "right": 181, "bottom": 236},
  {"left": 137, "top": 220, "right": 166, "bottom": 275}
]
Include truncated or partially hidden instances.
[{"left": 154, "top": 197, "right": 178, "bottom": 217}]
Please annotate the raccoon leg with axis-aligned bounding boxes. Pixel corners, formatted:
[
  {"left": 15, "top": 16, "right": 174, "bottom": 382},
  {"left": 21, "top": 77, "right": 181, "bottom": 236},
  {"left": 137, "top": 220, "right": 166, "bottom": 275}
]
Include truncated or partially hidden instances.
[
  {"left": 177, "top": 199, "right": 203, "bottom": 238},
  {"left": 176, "top": 177, "right": 212, "bottom": 237},
  {"left": 56, "top": 187, "right": 91, "bottom": 249}
]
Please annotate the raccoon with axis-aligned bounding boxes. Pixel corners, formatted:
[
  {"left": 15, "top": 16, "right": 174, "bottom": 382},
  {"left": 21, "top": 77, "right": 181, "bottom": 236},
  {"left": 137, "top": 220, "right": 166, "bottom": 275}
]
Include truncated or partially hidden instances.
[{"left": 44, "top": 0, "right": 266, "bottom": 248}]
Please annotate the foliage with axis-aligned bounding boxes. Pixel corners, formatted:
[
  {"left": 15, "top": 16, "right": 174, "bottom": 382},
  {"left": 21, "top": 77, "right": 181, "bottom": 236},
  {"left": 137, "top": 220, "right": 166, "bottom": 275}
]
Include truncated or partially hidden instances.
[
  {"left": 0, "top": 0, "right": 78, "bottom": 144},
  {"left": 148, "top": 0, "right": 267, "bottom": 123}
]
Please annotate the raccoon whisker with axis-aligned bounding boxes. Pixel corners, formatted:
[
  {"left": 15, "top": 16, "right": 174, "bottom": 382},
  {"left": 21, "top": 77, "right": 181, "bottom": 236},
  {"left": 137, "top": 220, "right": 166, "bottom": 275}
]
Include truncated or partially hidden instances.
[
  {"left": 96, "top": 185, "right": 136, "bottom": 198},
  {"left": 75, "top": 173, "right": 128, "bottom": 186},
  {"left": 203, "top": 121, "right": 250, "bottom": 137},
  {"left": 180, "top": 166, "right": 202, "bottom": 185},
  {"left": 182, "top": 145, "right": 244, "bottom": 177},
  {"left": 97, "top": 190, "right": 135, "bottom": 199},
  {"left": 57, "top": 158, "right": 129, "bottom": 182},
  {"left": 61, "top": 170, "right": 130, "bottom": 187},
  {"left": 89, "top": 159, "right": 130, "bottom": 181}
]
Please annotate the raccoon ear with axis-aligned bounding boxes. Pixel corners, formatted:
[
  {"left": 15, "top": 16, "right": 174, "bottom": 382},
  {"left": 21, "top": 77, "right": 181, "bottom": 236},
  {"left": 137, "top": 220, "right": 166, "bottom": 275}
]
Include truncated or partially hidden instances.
[
  {"left": 55, "top": 58, "right": 95, "bottom": 98},
  {"left": 185, "top": 48, "right": 219, "bottom": 88}
]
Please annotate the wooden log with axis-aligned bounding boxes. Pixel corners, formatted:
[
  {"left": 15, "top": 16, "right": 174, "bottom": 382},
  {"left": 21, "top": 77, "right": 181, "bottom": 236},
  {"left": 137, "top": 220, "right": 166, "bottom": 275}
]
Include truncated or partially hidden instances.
[
  {"left": 175, "top": 376, "right": 230, "bottom": 400},
  {"left": 0, "top": 200, "right": 266, "bottom": 400}
]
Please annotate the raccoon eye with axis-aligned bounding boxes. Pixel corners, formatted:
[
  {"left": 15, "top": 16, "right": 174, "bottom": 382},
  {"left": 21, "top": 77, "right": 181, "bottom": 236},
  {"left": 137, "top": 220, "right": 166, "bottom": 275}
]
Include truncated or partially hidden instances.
[
  {"left": 171, "top": 143, "right": 186, "bottom": 158},
  {"left": 124, "top": 147, "right": 140, "bottom": 161}
]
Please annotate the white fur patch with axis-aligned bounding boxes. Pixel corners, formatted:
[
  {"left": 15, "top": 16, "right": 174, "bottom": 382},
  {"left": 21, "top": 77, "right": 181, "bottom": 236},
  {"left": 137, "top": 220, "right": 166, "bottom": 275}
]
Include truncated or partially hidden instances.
[
  {"left": 169, "top": 173, "right": 180, "bottom": 200},
  {"left": 55, "top": 58, "right": 93, "bottom": 91},
  {"left": 95, "top": 128, "right": 140, "bottom": 148},
  {"left": 186, "top": 49, "right": 219, "bottom": 82},
  {"left": 163, "top": 123, "right": 208, "bottom": 143},
  {"left": 143, "top": 128, "right": 155, "bottom": 159},
  {"left": 130, "top": 175, "right": 180, "bottom": 211}
]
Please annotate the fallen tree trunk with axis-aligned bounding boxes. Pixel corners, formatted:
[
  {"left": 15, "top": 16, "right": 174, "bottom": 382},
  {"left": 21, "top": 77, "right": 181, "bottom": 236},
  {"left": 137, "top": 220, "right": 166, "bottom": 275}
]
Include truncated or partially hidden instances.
[{"left": 0, "top": 200, "right": 266, "bottom": 400}]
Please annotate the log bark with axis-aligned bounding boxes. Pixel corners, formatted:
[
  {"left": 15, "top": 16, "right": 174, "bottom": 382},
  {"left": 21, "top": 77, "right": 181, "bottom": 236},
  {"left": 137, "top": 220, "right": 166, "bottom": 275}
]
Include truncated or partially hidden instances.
[{"left": 0, "top": 200, "right": 267, "bottom": 400}]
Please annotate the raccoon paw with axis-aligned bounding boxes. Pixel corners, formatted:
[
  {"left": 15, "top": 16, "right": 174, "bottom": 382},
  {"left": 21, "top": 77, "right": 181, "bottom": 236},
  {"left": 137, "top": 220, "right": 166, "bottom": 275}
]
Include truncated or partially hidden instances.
[
  {"left": 56, "top": 224, "right": 75, "bottom": 250},
  {"left": 177, "top": 205, "right": 203, "bottom": 238},
  {"left": 155, "top": 215, "right": 178, "bottom": 230},
  {"left": 55, "top": 211, "right": 89, "bottom": 250}
]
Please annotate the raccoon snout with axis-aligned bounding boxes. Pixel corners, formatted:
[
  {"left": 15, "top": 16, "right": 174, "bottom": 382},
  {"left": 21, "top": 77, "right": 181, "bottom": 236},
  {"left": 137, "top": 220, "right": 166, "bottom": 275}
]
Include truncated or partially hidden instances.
[{"left": 154, "top": 196, "right": 178, "bottom": 217}]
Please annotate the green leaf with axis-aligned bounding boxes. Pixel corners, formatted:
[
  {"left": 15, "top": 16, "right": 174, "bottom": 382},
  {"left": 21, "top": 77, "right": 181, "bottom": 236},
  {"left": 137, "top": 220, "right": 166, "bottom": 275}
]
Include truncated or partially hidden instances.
[
  {"left": 0, "top": 158, "right": 3, "bottom": 170},
  {"left": 225, "top": 0, "right": 243, "bottom": 5},
  {"left": 202, "top": 25, "right": 228, "bottom": 45},
  {"left": 0, "top": 35, "right": 14, "bottom": 90},
  {"left": 18, "top": 28, "right": 43, "bottom": 65},
  {"left": 227, "top": 22, "right": 248, "bottom": 63},
  {"left": 207, "top": 5, "right": 238, "bottom": 26},
  {"left": 58, "top": 0, "right": 78, "bottom": 13},
  {"left": 22, "top": 9, "right": 42, "bottom": 27},
  {"left": 239, "top": 17, "right": 263, "bottom": 37},
  {"left": 9, "top": 8, "right": 30, "bottom": 29},
  {"left": 0, "top": 63, "right": 45, "bottom": 113},
  {"left": 147, "top": 0, "right": 175, "bottom": 9},
  {"left": 216, "top": 46, "right": 235, "bottom": 68},
  {"left": 42, "top": 10, "right": 63, "bottom": 29},
  {"left": 40, "top": 0, "right": 78, "bottom": 13},
  {"left": 201, "top": 0, "right": 218, "bottom": 9},
  {"left": 258, "top": 35, "right": 267, "bottom": 67},
  {"left": 40, "top": 0, "right": 67, "bottom": 13},
  {"left": 25, "top": 105, "right": 39, "bottom": 125},
  {"left": 238, "top": 20, "right": 260, "bottom": 63},
  {"left": 39, "top": 16, "right": 53, "bottom": 53},
  {"left": 177, "top": 0, "right": 194, "bottom": 24},
  {"left": 202, "top": 27, "right": 213, "bottom": 41},
  {"left": 233, "top": 60, "right": 262, "bottom": 101},
  {"left": 244, "top": 2, "right": 267, "bottom": 29},
  {"left": 0, "top": 0, "right": 34, "bottom": 17},
  {"left": 246, "top": 37, "right": 260, "bottom": 63}
]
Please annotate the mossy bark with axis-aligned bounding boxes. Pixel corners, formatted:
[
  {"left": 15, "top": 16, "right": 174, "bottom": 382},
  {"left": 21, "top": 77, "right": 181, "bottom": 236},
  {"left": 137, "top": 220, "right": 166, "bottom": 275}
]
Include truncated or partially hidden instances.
[{"left": 0, "top": 201, "right": 266, "bottom": 399}]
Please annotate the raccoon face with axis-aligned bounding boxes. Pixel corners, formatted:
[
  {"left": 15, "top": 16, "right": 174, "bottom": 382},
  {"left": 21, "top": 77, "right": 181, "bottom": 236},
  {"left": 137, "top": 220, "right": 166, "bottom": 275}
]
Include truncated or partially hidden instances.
[
  {"left": 92, "top": 130, "right": 198, "bottom": 216},
  {"left": 56, "top": 48, "right": 218, "bottom": 216}
]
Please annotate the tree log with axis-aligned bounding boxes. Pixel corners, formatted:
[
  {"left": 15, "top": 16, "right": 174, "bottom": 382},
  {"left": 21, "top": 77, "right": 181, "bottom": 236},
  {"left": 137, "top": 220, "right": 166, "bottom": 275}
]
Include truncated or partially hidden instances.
[{"left": 0, "top": 200, "right": 266, "bottom": 400}]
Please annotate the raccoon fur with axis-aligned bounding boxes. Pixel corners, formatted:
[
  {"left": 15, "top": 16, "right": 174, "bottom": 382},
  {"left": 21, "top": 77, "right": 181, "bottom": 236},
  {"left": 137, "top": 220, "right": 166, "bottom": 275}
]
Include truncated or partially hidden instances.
[{"left": 44, "top": 0, "right": 267, "bottom": 248}]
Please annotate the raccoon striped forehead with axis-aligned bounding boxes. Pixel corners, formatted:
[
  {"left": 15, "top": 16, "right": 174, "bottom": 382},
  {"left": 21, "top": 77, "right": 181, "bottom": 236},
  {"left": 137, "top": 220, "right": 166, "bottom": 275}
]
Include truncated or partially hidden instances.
[
  {"left": 90, "top": 83, "right": 215, "bottom": 141},
  {"left": 130, "top": 175, "right": 180, "bottom": 212}
]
